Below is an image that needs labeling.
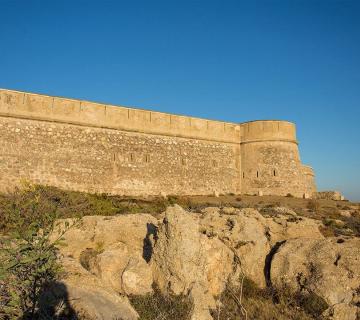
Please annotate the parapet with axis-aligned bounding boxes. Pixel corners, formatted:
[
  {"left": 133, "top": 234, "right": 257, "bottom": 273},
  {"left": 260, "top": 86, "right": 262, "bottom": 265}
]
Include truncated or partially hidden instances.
[
  {"left": 0, "top": 89, "right": 240, "bottom": 144},
  {"left": 240, "top": 120, "right": 297, "bottom": 144}
]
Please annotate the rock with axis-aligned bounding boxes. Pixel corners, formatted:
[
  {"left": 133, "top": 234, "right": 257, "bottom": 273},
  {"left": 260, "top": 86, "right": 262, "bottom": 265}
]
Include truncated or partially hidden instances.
[
  {"left": 52, "top": 214, "right": 158, "bottom": 260},
  {"left": 121, "top": 256, "right": 153, "bottom": 296},
  {"left": 340, "top": 210, "right": 352, "bottom": 218},
  {"left": 199, "top": 207, "right": 323, "bottom": 287},
  {"left": 152, "top": 205, "right": 233, "bottom": 320},
  {"left": 45, "top": 257, "right": 139, "bottom": 320},
  {"left": 265, "top": 214, "right": 324, "bottom": 245},
  {"left": 323, "top": 303, "right": 358, "bottom": 320},
  {"left": 271, "top": 206, "right": 297, "bottom": 216},
  {"left": 88, "top": 244, "right": 153, "bottom": 296},
  {"left": 221, "top": 207, "right": 237, "bottom": 215},
  {"left": 270, "top": 238, "right": 360, "bottom": 317},
  {"left": 48, "top": 212, "right": 160, "bottom": 317},
  {"left": 199, "top": 207, "right": 270, "bottom": 287},
  {"left": 49, "top": 205, "right": 358, "bottom": 320},
  {"left": 334, "top": 219, "right": 346, "bottom": 227},
  {"left": 57, "top": 285, "right": 138, "bottom": 320}
]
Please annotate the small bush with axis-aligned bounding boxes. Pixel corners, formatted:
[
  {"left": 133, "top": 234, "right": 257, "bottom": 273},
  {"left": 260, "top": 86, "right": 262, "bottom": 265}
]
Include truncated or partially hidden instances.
[
  {"left": 297, "top": 292, "right": 328, "bottom": 317},
  {"left": 79, "top": 248, "right": 101, "bottom": 271},
  {"left": 307, "top": 200, "right": 321, "bottom": 213},
  {"left": 0, "top": 210, "right": 68, "bottom": 318},
  {"left": 167, "top": 195, "right": 179, "bottom": 205},
  {"left": 286, "top": 193, "right": 294, "bottom": 198}
]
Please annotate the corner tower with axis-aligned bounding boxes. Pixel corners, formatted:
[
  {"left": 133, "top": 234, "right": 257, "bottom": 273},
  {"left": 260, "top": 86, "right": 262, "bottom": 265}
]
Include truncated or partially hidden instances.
[{"left": 240, "top": 120, "right": 316, "bottom": 197}]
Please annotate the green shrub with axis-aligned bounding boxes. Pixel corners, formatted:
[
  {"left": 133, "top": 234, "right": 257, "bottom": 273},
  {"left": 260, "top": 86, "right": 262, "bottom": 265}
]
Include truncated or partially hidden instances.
[{"left": 0, "top": 216, "right": 68, "bottom": 319}]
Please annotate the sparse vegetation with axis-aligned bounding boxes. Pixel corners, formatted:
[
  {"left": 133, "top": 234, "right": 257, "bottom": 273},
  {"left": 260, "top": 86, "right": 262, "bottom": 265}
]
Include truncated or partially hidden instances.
[
  {"left": 0, "top": 185, "right": 72, "bottom": 319},
  {"left": 0, "top": 184, "right": 173, "bottom": 234},
  {"left": 307, "top": 199, "right": 321, "bottom": 213},
  {"left": 211, "top": 278, "right": 327, "bottom": 320},
  {"left": 0, "top": 185, "right": 358, "bottom": 319},
  {"left": 129, "top": 285, "right": 193, "bottom": 320}
]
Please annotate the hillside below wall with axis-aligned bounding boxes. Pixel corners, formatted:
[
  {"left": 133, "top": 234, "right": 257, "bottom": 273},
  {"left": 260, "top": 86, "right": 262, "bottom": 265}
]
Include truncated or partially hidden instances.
[{"left": 0, "top": 116, "right": 240, "bottom": 195}]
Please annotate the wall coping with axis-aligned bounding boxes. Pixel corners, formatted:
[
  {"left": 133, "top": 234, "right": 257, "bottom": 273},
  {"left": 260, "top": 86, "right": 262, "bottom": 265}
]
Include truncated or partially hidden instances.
[{"left": 0, "top": 88, "right": 297, "bottom": 145}]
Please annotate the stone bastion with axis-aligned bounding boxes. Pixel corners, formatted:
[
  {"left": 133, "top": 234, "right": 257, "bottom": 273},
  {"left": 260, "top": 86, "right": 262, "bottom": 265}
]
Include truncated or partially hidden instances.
[{"left": 0, "top": 88, "right": 316, "bottom": 197}]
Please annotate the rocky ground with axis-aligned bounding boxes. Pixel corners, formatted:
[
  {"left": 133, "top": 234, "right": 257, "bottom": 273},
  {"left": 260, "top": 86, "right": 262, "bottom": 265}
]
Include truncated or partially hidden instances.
[
  {"left": 1, "top": 186, "right": 359, "bottom": 320},
  {"left": 48, "top": 201, "right": 360, "bottom": 320}
]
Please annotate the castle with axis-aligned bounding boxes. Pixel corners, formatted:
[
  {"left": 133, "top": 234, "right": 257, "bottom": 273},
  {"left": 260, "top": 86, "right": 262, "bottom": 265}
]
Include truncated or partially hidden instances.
[{"left": 0, "top": 89, "right": 316, "bottom": 198}]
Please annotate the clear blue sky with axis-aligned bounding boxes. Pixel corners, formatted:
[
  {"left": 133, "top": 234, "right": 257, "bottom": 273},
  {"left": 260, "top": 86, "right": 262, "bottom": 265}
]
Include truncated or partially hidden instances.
[{"left": 1, "top": 0, "right": 359, "bottom": 201}]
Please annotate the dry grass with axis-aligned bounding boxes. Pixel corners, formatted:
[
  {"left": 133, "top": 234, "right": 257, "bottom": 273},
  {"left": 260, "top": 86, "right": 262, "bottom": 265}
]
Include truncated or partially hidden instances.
[
  {"left": 0, "top": 184, "right": 172, "bottom": 233},
  {"left": 129, "top": 285, "right": 193, "bottom": 320},
  {"left": 1, "top": 184, "right": 359, "bottom": 236},
  {"left": 211, "top": 278, "right": 327, "bottom": 320}
]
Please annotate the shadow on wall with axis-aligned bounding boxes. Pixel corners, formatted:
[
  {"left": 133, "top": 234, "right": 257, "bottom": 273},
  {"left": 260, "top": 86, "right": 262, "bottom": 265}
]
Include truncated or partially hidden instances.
[{"left": 143, "top": 222, "right": 158, "bottom": 263}]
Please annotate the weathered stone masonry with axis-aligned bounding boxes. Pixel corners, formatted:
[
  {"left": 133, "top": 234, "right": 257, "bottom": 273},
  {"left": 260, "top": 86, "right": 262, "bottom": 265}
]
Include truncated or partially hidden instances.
[{"left": 0, "top": 89, "right": 316, "bottom": 197}]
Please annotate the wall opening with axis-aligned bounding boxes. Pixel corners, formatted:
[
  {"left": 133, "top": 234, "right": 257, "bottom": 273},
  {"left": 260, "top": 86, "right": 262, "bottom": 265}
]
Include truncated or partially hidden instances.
[
  {"left": 130, "top": 153, "right": 134, "bottom": 162},
  {"left": 243, "top": 172, "right": 245, "bottom": 179},
  {"left": 256, "top": 171, "right": 259, "bottom": 178},
  {"left": 273, "top": 169, "right": 276, "bottom": 177},
  {"left": 145, "top": 154, "right": 150, "bottom": 163}
]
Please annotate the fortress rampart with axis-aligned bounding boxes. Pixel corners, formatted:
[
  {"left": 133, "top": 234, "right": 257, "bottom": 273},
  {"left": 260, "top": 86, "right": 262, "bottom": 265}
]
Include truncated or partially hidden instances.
[{"left": 0, "top": 89, "right": 316, "bottom": 197}]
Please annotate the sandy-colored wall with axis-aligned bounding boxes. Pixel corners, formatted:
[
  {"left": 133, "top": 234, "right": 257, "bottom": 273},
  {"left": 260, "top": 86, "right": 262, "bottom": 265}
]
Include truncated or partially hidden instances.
[
  {"left": 240, "top": 120, "right": 315, "bottom": 197},
  {"left": 0, "top": 89, "right": 240, "bottom": 144},
  {"left": 0, "top": 116, "right": 240, "bottom": 195},
  {"left": 0, "top": 89, "right": 315, "bottom": 197}
]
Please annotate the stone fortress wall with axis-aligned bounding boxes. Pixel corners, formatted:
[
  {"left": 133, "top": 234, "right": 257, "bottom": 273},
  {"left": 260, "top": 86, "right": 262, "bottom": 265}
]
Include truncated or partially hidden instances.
[{"left": 0, "top": 89, "right": 316, "bottom": 197}]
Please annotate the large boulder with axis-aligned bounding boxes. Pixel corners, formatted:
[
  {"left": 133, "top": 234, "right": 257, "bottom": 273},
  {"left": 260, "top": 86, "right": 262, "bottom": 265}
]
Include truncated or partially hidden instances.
[
  {"left": 52, "top": 214, "right": 158, "bottom": 259},
  {"left": 45, "top": 257, "right": 139, "bottom": 320},
  {"left": 270, "top": 237, "right": 360, "bottom": 319},
  {"left": 264, "top": 214, "right": 324, "bottom": 244},
  {"left": 152, "top": 205, "right": 234, "bottom": 320},
  {"left": 199, "top": 207, "right": 324, "bottom": 288},
  {"left": 200, "top": 207, "right": 270, "bottom": 288},
  {"left": 88, "top": 244, "right": 153, "bottom": 296},
  {"left": 49, "top": 214, "right": 158, "bottom": 318}
]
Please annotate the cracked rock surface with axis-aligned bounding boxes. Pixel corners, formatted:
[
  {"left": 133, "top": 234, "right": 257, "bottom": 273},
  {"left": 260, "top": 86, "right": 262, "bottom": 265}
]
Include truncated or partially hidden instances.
[{"left": 50, "top": 205, "right": 359, "bottom": 320}]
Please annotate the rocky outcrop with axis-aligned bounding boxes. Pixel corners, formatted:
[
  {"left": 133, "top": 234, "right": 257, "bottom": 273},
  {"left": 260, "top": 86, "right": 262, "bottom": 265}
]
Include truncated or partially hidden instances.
[
  {"left": 50, "top": 205, "right": 359, "bottom": 320},
  {"left": 47, "top": 257, "right": 139, "bottom": 320},
  {"left": 271, "top": 237, "right": 360, "bottom": 320},
  {"left": 199, "top": 206, "right": 324, "bottom": 287},
  {"left": 50, "top": 214, "right": 158, "bottom": 319},
  {"left": 152, "top": 205, "right": 234, "bottom": 320}
]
